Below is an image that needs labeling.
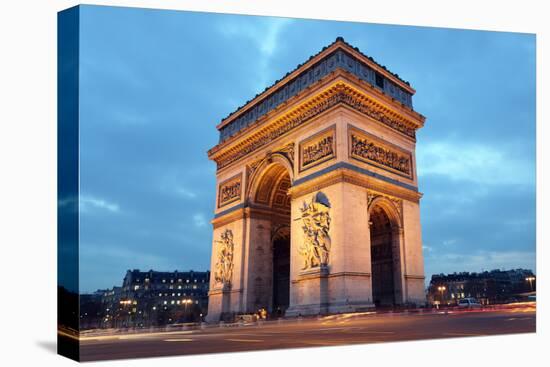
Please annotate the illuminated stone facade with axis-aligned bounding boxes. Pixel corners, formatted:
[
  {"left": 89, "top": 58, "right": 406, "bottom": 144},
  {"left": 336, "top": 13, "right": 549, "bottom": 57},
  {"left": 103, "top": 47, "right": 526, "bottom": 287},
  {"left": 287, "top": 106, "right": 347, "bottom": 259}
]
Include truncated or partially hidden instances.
[{"left": 206, "top": 38, "right": 426, "bottom": 321}]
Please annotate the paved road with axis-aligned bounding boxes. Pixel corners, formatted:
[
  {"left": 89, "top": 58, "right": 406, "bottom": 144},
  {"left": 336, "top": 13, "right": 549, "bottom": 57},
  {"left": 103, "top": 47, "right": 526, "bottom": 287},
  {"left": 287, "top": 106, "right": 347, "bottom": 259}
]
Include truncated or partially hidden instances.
[{"left": 79, "top": 307, "right": 535, "bottom": 361}]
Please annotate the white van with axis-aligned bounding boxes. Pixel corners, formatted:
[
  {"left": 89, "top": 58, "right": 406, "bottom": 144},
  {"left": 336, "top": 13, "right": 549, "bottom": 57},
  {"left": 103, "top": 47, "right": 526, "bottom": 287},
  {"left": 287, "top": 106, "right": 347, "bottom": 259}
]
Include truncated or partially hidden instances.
[{"left": 457, "top": 298, "right": 482, "bottom": 309}]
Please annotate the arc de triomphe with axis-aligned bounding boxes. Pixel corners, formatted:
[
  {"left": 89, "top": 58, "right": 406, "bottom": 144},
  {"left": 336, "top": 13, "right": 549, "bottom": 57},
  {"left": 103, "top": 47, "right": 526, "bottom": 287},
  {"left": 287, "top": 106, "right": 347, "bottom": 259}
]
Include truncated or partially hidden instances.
[{"left": 206, "top": 37, "right": 426, "bottom": 321}]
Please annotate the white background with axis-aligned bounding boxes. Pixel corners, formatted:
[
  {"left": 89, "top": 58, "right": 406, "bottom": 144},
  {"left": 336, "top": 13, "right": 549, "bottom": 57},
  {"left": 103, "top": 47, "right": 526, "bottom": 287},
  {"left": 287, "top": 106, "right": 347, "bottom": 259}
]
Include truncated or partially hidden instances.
[{"left": 0, "top": 0, "right": 547, "bottom": 365}]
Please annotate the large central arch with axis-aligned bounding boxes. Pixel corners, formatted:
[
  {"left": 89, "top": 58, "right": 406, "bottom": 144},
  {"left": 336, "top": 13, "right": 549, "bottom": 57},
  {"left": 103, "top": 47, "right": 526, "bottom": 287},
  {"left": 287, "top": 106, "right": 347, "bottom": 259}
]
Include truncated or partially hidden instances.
[{"left": 246, "top": 159, "right": 292, "bottom": 315}]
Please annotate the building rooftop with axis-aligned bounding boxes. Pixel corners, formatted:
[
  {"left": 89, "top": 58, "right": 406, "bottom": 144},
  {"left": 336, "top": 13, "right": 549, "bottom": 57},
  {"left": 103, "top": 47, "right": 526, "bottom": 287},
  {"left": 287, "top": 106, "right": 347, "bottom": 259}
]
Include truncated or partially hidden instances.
[{"left": 217, "top": 37, "right": 417, "bottom": 143}]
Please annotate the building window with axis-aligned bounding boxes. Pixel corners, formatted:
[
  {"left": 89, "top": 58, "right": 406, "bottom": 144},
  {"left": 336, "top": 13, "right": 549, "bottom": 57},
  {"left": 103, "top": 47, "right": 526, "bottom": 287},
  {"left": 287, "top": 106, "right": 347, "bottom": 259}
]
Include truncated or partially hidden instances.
[{"left": 375, "top": 72, "right": 384, "bottom": 89}]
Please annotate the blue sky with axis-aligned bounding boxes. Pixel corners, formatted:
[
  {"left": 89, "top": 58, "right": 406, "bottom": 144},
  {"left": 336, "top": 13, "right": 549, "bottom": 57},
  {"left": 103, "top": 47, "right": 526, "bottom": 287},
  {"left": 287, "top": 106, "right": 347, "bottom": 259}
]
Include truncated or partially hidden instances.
[{"left": 71, "top": 5, "right": 535, "bottom": 293}]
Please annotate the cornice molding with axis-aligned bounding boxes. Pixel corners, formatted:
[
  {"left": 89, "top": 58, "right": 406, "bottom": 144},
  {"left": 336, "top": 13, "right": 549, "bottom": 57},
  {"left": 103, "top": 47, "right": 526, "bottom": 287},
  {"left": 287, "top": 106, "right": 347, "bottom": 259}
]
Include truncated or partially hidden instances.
[
  {"left": 288, "top": 164, "right": 422, "bottom": 203},
  {"left": 216, "top": 38, "right": 417, "bottom": 133},
  {"left": 211, "top": 206, "right": 290, "bottom": 229},
  {"left": 210, "top": 81, "right": 422, "bottom": 172}
]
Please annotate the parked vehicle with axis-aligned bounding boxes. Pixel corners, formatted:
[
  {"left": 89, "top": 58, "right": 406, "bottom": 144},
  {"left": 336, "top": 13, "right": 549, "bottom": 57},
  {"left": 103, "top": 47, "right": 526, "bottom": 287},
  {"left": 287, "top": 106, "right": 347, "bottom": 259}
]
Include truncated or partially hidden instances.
[{"left": 457, "top": 297, "right": 482, "bottom": 309}]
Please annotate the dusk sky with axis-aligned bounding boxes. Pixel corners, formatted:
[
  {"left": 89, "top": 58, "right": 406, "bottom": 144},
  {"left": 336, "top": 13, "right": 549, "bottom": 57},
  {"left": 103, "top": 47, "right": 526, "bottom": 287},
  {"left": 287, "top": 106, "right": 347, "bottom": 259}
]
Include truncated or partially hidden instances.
[{"left": 71, "top": 5, "right": 535, "bottom": 293}]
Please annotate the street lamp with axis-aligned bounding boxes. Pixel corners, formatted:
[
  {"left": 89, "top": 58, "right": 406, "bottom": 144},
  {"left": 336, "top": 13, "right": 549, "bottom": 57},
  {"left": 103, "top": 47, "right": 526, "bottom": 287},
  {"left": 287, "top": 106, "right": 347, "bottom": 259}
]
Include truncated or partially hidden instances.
[
  {"left": 182, "top": 299, "right": 193, "bottom": 320},
  {"left": 437, "top": 286, "right": 446, "bottom": 308},
  {"left": 525, "top": 276, "right": 535, "bottom": 291}
]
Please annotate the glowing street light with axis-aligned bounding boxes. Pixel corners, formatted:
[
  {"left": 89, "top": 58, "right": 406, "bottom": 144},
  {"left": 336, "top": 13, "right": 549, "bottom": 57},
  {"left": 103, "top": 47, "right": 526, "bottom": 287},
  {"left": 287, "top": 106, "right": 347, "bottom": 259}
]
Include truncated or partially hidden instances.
[
  {"left": 437, "top": 286, "right": 446, "bottom": 308},
  {"left": 525, "top": 276, "right": 536, "bottom": 291}
]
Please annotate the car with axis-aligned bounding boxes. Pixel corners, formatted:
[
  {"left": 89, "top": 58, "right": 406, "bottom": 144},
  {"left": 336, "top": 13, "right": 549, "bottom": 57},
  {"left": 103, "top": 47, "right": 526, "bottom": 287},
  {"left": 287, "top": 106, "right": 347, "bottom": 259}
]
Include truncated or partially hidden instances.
[{"left": 457, "top": 298, "right": 482, "bottom": 309}]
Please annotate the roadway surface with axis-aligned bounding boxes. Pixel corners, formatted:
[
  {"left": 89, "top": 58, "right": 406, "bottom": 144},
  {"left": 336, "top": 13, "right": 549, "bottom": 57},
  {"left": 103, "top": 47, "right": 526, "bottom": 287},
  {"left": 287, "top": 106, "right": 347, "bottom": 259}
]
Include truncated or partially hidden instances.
[{"left": 78, "top": 306, "right": 536, "bottom": 361}]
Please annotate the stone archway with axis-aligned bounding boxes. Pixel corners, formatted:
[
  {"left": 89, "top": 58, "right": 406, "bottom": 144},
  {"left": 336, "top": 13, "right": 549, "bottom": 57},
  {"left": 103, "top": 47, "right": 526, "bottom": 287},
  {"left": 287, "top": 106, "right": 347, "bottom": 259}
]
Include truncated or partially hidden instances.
[
  {"left": 272, "top": 225, "right": 290, "bottom": 314},
  {"left": 368, "top": 197, "right": 404, "bottom": 307},
  {"left": 247, "top": 162, "right": 292, "bottom": 315}
]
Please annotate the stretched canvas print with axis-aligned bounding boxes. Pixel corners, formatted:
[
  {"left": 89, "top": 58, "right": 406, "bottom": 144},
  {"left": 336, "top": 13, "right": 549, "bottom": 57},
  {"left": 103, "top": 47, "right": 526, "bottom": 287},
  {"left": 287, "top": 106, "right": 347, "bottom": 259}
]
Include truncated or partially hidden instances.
[{"left": 58, "top": 4, "right": 536, "bottom": 362}]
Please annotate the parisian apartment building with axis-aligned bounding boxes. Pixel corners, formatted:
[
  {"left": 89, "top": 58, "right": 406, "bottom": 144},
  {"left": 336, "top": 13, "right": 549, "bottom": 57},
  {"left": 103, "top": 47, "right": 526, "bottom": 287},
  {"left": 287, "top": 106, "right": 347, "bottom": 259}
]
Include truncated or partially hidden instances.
[
  {"left": 427, "top": 268, "right": 536, "bottom": 306},
  {"left": 79, "top": 269, "right": 210, "bottom": 329}
]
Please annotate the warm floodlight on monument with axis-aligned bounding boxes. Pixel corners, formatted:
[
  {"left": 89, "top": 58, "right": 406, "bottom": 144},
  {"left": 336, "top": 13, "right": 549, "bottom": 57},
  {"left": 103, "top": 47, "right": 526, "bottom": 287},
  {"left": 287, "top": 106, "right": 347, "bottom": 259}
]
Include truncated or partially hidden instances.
[{"left": 206, "top": 37, "right": 426, "bottom": 321}]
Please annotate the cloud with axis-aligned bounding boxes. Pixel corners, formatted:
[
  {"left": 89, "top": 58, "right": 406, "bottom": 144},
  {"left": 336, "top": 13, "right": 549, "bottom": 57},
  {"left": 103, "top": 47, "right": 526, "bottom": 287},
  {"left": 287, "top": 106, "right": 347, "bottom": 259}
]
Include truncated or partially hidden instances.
[
  {"left": 73, "top": 7, "right": 535, "bottom": 293},
  {"left": 220, "top": 17, "right": 291, "bottom": 56},
  {"left": 442, "top": 239, "right": 457, "bottom": 246},
  {"left": 417, "top": 140, "right": 535, "bottom": 186},
  {"left": 192, "top": 213, "right": 208, "bottom": 228},
  {"left": 218, "top": 17, "right": 293, "bottom": 90},
  {"left": 175, "top": 187, "right": 197, "bottom": 199},
  {"left": 80, "top": 195, "right": 120, "bottom": 213}
]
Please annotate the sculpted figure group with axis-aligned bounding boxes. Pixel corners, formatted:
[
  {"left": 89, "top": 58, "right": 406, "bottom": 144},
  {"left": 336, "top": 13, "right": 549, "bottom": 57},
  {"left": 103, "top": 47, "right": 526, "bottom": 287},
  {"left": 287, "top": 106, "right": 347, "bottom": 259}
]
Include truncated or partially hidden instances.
[
  {"left": 298, "top": 195, "right": 332, "bottom": 270},
  {"left": 351, "top": 134, "right": 410, "bottom": 175},
  {"left": 214, "top": 229, "right": 234, "bottom": 286}
]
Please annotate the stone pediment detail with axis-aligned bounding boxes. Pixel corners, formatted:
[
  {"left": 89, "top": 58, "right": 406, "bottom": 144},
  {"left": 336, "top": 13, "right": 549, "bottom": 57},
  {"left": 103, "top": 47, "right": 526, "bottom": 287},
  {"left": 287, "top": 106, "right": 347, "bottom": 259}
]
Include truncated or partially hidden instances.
[
  {"left": 277, "top": 142, "right": 295, "bottom": 166},
  {"left": 211, "top": 83, "right": 418, "bottom": 171}
]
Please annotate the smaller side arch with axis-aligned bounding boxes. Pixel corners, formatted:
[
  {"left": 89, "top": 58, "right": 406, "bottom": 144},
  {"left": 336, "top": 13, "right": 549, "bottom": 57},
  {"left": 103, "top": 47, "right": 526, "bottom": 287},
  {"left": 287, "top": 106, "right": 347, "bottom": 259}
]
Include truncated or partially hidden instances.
[
  {"left": 368, "top": 195, "right": 405, "bottom": 307},
  {"left": 246, "top": 153, "right": 294, "bottom": 205},
  {"left": 368, "top": 196, "right": 402, "bottom": 231}
]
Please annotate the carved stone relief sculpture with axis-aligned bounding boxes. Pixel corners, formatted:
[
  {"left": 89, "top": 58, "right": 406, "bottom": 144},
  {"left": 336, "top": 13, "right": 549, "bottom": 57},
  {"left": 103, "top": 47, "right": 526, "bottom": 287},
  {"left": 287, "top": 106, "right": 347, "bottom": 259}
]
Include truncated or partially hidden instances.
[
  {"left": 349, "top": 126, "right": 413, "bottom": 179},
  {"left": 298, "top": 193, "right": 332, "bottom": 270},
  {"left": 299, "top": 127, "right": 336, "bottom": 172},
  {"left": 214, "top": 229, "right": 235, "bottom": 286}
]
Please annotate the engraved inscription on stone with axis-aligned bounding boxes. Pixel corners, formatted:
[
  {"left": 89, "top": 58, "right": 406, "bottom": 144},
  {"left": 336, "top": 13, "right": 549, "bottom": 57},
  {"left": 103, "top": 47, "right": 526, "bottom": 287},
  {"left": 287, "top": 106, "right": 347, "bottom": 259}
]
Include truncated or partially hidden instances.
[
  {"left": 218, "top": 174, "right": 242, "bottom": 207},
  {"left": 299, "top": 127, "right": 336, "bottom": 171}
]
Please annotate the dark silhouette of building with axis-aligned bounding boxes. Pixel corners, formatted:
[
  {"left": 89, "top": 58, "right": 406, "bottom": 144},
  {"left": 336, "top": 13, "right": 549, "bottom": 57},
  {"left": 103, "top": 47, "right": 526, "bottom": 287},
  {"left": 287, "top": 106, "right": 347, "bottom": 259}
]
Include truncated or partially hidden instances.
[
  {"left": 79, "top": 289, "right": 107, "bottom": 329},
  {"left": 427, "top": 268, "right": 536, "bottom": 306},
  {"left": 79, "top": 269, "right": 210, "bottom": 329}
]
